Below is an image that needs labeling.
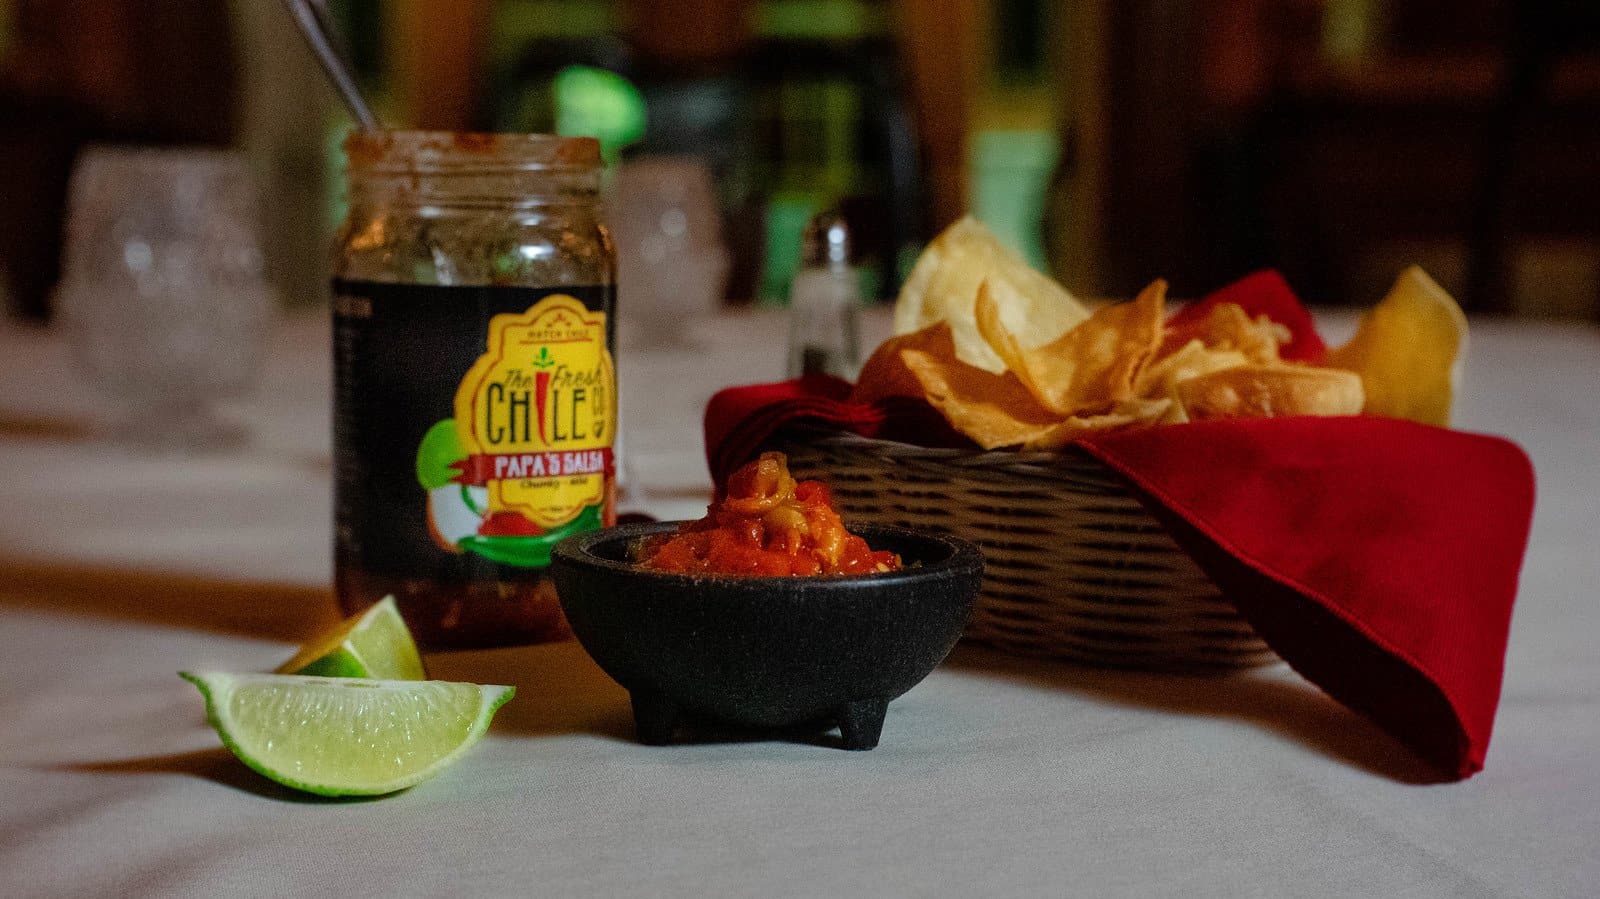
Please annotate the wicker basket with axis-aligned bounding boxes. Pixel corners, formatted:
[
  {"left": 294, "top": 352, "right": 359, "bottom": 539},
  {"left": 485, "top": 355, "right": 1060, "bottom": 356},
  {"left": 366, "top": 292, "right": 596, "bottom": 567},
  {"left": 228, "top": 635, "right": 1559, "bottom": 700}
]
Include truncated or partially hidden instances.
[{"left": 778, "top": 432, "right": 1276, "bottom": 670}]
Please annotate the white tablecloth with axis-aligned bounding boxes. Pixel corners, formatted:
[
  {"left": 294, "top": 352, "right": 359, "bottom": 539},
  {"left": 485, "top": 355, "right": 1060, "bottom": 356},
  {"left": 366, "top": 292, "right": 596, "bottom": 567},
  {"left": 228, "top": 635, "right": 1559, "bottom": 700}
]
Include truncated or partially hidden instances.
[{"left": 2, "top": 310, "right": 1597, "bottom": 898}]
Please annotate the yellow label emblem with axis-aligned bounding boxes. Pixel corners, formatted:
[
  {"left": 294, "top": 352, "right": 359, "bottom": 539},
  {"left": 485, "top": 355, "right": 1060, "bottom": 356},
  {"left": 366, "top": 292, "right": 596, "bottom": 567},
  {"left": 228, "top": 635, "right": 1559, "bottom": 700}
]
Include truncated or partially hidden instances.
[{"left": 453, "top": 295, "right": 615, "bottom": 529}]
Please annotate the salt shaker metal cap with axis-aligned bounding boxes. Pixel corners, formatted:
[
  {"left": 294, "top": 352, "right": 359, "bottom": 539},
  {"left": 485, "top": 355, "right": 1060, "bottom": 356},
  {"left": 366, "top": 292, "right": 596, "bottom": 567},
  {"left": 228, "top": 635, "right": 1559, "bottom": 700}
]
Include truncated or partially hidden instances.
[{"left": 802, "top": 209, "right": 852, "bottom": 269}]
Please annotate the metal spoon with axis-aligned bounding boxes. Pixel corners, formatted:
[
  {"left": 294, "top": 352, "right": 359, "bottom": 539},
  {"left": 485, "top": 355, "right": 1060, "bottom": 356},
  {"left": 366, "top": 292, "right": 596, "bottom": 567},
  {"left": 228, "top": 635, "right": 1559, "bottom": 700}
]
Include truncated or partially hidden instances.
[{"left": 280, "top": 0, "right": 382, "bottom": 131}]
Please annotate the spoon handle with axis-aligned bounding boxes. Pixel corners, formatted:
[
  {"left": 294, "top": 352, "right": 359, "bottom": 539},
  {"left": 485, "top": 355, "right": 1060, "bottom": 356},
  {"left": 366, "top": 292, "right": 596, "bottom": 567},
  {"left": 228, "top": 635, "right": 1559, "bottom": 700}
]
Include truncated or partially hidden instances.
[{"left": 281, "top": 0, "right": 382, "bottom": 132}]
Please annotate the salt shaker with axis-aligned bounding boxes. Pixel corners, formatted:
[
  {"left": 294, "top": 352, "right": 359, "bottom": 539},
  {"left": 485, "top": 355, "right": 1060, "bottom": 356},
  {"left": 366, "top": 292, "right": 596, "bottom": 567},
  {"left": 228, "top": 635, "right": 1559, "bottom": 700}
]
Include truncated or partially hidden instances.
[{"left": 786, "top": 210, "right": 862, "bottom": 379}]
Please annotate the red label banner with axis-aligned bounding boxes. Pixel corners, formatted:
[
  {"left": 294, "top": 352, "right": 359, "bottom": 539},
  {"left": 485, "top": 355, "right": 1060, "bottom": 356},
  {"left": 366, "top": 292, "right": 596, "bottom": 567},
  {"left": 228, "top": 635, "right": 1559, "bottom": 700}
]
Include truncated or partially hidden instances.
[{"left": 452, "top": 449, "right": 614, "bottom": 486}]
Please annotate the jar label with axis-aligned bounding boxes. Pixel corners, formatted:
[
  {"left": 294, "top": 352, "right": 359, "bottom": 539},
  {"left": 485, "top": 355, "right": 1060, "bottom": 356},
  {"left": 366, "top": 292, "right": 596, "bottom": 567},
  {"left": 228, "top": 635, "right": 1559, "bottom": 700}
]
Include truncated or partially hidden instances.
[
  {"left": 454, "top": 293, "right": 614, "bottom": 528},
  {"left": 334, "top": 281, "right": 615, "bottom": 578}
]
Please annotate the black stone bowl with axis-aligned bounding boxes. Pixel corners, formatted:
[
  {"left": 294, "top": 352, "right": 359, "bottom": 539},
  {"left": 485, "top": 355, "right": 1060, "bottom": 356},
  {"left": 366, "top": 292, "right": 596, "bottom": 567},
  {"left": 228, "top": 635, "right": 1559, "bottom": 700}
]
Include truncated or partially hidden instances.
[{"left": 550, "top": 522, "right": 984, "bottom": 750}]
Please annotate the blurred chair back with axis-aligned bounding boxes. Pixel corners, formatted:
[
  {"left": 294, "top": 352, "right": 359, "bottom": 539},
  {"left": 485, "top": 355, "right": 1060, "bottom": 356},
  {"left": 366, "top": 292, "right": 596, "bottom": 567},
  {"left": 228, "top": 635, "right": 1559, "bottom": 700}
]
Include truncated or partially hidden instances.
[
  {"left": 481, "top": 1, "right": 924, "bottom": 305},
  {"left": 743, "top": 26, "right": 924, "bottom": 301},
  {"left": 483, "top": 34, "right": 636, "bottom": 138}
]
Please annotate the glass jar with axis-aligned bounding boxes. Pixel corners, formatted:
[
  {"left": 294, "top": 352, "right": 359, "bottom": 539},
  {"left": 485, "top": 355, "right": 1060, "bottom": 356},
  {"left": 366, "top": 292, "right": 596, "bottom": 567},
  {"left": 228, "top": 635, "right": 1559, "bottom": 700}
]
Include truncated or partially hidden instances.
[{"left": 332, "top": 131, "right": 616, "bottom": 651}]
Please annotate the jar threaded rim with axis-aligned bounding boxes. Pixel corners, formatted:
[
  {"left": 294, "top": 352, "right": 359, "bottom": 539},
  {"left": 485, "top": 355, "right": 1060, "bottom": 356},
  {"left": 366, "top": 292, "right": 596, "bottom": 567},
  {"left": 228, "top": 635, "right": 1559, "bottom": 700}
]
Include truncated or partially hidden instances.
[{"left": 344, "top": 130, "right": 602, "bottom": 176}]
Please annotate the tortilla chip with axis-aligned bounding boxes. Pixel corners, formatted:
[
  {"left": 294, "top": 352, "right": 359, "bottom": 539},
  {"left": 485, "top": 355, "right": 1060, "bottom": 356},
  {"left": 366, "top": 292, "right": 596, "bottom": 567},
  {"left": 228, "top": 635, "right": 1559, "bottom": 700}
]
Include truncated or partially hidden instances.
[
  {"left": 1019, "top": 398, "right": 1175, "bottom": 451},
  {"left": 894, "top": 217, "right": 1090, "bottom": 373},
  {"left": 1324, "top": 266, "right": 1466, "bottom": 426},
  {"left": 978, "top": 279, "right": 1167, "bottom": 417},
  {"left": 1161, "top": 302, "right": 1288, "bottom": 364},
  {"left": 1177, "top": 365, "right": 1365, "bottom": 421},
  {"left": 1135, "top": 339, "right": 1250, "bottom": 398},
  {"left": 850, "top": 323, "right": 957, "bottom": 405},
  {"left": 1135, "top": 339, "right": 1253, "bottom": 425},
  {"left": 899, "top": 345, "right": 1063, "bottom": 450},
  {"left": 972, "top": 279, "right": 1030, "bottom": 374}
]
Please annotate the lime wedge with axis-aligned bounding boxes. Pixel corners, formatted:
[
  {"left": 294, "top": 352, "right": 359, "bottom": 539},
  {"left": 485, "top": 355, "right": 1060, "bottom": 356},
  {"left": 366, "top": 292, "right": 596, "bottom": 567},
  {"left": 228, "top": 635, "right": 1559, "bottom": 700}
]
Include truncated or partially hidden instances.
[
  {"left": 180, "top": 672, "right": 514, "bottom": 797},
  {"left": 276, "top": 596, "right": 427, "bottom": 680}
]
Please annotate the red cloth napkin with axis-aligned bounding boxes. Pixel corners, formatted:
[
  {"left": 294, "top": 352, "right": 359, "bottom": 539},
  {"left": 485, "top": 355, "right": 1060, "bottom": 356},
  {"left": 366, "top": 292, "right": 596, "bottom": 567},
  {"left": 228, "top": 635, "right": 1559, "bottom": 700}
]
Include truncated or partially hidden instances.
[{"left": 703, "top": 272, "right": 1535, "bottom": 779}]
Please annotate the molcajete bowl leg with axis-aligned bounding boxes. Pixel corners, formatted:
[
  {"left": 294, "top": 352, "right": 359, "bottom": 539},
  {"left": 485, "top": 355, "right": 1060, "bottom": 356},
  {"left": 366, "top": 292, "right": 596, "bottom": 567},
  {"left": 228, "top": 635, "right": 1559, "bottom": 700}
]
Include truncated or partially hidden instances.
[
  {"left": 836, "top": 698, "right": 889, "bottom": 750},
  {"left": 629, "top": 689, "right": 680, "bottom": 746}
]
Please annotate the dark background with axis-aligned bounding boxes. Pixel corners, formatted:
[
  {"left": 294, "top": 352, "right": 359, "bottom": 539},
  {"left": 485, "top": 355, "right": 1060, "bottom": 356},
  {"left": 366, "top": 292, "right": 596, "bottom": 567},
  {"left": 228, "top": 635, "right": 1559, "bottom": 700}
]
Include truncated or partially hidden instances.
[{"left": 2, "top": 0, "right": 1597, "bottom": 321}]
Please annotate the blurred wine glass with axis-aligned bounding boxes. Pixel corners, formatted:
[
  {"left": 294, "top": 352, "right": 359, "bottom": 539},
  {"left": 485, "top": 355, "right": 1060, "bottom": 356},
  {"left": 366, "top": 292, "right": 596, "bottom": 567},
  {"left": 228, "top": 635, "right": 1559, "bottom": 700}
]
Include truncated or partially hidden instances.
[{"left": 55, "top": 146, "right": 274, "bottom": 450}]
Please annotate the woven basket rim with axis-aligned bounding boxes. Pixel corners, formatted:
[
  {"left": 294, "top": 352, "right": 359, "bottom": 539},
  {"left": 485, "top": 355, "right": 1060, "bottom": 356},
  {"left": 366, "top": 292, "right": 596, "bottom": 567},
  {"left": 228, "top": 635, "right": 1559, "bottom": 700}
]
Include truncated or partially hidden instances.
[
  {"left": 777, "top": 429, "right": 1117, "bottom": 474},
  {"left": 774, "top": 425, "right": 1100, "bottom": 460}
]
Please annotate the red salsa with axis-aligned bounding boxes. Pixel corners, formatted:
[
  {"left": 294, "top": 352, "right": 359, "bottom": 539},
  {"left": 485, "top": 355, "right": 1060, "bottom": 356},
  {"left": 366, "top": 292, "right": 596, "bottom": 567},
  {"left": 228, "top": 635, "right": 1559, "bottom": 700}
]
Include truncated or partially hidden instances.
[{"left": 637, "top": 452, "right": 902, "bottom": 576}]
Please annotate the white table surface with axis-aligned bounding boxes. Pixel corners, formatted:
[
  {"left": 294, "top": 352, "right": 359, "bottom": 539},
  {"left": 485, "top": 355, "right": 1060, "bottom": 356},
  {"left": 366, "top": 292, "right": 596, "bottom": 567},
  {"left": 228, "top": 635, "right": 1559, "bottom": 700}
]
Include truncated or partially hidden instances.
[{"left": 2, "top": 309, "right": 1597, "bottom": 898}]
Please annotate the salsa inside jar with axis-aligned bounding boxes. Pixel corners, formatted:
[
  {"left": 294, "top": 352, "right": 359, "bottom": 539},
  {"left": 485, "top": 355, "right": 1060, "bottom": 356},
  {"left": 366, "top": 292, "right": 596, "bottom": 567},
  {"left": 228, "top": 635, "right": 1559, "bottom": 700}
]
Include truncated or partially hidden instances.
[{"left": 636, "top": 452, "right": 902, "bottom": 576}]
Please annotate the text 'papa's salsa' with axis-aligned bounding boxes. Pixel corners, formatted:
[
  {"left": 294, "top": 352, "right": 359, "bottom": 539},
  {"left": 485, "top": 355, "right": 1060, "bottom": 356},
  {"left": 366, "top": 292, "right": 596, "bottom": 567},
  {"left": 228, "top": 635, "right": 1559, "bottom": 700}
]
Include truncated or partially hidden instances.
[{"left": 636, "top": 452, "right": 901, "bottom": 576}]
